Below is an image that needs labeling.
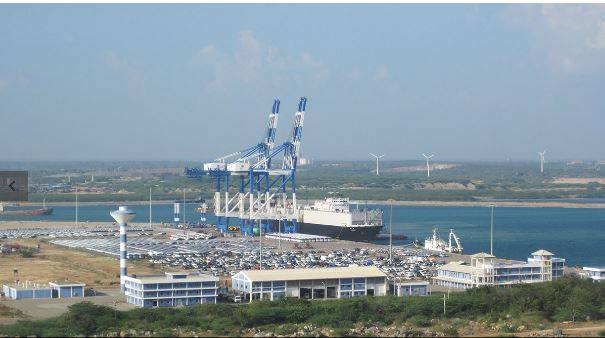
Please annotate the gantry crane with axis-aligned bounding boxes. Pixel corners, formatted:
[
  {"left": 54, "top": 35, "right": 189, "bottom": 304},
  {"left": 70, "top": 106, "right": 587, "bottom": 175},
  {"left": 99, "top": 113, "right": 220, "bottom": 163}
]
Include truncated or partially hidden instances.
[{"left": 185, "top": 97, "right": 307, "bottom": 235}]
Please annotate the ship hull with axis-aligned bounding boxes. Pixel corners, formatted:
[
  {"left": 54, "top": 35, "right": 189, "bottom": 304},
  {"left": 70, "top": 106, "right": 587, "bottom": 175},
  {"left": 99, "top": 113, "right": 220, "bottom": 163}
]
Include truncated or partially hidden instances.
[
  {"left": 0, "top": 208, "right": 53, "bottom": 216},
  {"left": 297, "top": 222, "right": 383, "bottom": 241}
]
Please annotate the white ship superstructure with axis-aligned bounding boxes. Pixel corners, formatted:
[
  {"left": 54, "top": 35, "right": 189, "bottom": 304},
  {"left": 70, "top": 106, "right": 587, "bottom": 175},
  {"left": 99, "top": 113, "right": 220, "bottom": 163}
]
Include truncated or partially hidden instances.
[
  {"left": 424, "top": 228, "right": 463, "bottom": 253},
  {"left": 298, "top": 198, "right": 383, "bottom": 241}
]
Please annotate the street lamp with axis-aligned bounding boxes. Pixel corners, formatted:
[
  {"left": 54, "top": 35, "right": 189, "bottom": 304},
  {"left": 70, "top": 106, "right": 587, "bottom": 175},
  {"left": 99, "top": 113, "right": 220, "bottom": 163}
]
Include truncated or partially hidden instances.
[
  {"left": 489, "top": 204, "right": 495, "bottom": 255},
  {"left": 388, "top": 199, "right": 394, "bottom": 267}
]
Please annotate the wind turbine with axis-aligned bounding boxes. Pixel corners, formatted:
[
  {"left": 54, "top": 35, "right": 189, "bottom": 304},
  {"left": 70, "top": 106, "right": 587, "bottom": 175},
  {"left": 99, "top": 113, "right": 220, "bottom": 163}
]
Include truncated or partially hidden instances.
[
  {"left": 370, "top": 153, "right": 385, "bottom": 175},
  {"left": 422, "top": 153, "right": 434, "bottom": 177},
  {"left": 538, "top": 150, "right": 546, "bottom": 173}
]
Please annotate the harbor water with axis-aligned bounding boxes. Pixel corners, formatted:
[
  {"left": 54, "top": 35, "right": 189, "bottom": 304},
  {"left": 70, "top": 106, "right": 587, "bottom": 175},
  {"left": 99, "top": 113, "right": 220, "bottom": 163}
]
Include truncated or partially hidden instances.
[{"left": 1, "top": 203, "right": 604, "bottom": 266}]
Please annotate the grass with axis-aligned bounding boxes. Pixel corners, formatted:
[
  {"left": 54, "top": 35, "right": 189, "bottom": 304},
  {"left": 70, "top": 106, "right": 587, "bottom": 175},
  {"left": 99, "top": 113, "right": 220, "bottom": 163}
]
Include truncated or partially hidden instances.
[{"left": 0, "top": 277, "right": 604, "bottom": 337}]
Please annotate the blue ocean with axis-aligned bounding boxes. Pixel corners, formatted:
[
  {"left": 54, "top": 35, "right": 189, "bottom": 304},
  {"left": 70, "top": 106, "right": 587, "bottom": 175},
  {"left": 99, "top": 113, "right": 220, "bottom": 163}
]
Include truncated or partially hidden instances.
[{"left": 2, "top": 203, "right": 603, "bottom": 267}]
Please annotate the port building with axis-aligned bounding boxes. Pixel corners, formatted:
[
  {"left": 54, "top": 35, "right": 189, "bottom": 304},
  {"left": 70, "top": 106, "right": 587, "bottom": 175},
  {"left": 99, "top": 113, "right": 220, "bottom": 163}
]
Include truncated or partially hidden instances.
[
  {"left": 48, "top": 281, "right": 85, "bottom": 298},
  {"left": 433, "top": 250, "right": 565, "bottom": 289},
  {"left": 582, "top": 267, "right": 605, "bottom": 282},
  {"left": 123, "top": 272, "right": 219, "bottom": 307},
  {"left": 2, "top": 281, "right": 85, "bottom": 300},
  {"left": 390, "top": 280, "right": 430, "bottom": 297},
  {"left": 231, "top": 266, "right": 388, "bottom": 302}
]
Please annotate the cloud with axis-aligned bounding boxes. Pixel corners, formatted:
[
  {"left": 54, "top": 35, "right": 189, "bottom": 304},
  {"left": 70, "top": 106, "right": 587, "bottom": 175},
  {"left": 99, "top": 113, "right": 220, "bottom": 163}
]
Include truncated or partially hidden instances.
[
  {"left": 373, "top": 65, "right": 390, "bottom": 81},
  {"left": 103, "top": 51, "right": 145, "bottom": 86},
  {"left": 196, "top": 30, "right": 328, "bottom": 92},
  {"left": 505, "top": 4, "right": 605, "bottom": 73}
]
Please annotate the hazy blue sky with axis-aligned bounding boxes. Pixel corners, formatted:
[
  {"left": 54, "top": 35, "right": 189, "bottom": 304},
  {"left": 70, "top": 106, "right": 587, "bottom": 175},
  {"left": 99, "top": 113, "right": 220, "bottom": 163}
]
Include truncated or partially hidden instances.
[{"left": 1, "top": 4, "right": 605, "bottom": 162}]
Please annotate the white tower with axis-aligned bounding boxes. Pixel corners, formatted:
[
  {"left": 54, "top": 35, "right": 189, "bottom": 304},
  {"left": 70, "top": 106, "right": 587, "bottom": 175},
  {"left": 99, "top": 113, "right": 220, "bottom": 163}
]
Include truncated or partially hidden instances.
[
  {"left": 538, "top": 150, "right": 546, "bottom": 173},
  {"left": 110, "top": 206, "right": 136, "bottom": 292},
  {"left": 370, "top": 153, "right": 385, "bottom": 175},
  {"left": 422, "top": 153, "right": 434, "bottom": 177},
  {"left": 173, "top": 202, "right": 180, "bottom": 223}
]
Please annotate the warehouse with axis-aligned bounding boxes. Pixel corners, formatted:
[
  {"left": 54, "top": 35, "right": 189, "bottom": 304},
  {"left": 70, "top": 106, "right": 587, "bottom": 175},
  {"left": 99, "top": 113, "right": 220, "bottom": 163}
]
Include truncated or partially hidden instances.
[
  {"left": 49, "top": 281, "right": 85, "bottom": 298},
  {"left": 123, "top": 271, "right": 219, "bottom": 307},
  {"left": 2, "top": 282, "right": 52, "bottom": 300},
  {"left": 231, "top": 266, "right": 388, "bottom": 302}
]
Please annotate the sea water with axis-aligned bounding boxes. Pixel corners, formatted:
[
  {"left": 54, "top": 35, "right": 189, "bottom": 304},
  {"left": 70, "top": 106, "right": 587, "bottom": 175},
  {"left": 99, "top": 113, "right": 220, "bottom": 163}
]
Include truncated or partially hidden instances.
[{"left": 2, "top": 203, "right": 604, "bottom": 266}]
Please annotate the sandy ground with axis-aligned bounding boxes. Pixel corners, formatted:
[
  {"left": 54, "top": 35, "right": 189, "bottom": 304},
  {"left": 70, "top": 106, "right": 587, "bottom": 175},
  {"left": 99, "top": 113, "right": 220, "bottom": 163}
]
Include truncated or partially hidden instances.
[
  {"left": 0, "top": 288, "right": 133, "bottom": 325},
  {"left": 552, "top": 177, "right": 605, "bottom": 185},
  {"left": 0, "top": 238, "right": 165, "bottom": 287}
]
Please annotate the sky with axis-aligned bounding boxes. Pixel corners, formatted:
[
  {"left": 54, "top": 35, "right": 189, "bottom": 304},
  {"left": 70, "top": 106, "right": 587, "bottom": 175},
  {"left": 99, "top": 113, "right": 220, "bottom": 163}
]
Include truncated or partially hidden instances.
[{"left": 1, "top": 4, "right": 605, "bottom": 162}]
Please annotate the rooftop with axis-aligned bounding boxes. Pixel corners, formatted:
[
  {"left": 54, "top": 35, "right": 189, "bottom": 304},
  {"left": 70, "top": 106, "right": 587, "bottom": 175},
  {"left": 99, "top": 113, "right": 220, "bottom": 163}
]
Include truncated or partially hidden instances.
[
  {"left": 436, "top": 261, "right": 475, "bottom": 274},
  {"left": 237, "top": 266, "right": 387, "bottom": 282},
  {"left": 3, "top": 283, "right": 51, "bottom": 290},
  {"left": 125, "top": 272, "right": 218, "bottom": 283},
  {"left": 583, "top": 266, "right": 605, "bottom": 271},
  {"left": 532, "top": 249, "right": 554, "bottom": 256},
  {"left": 472, "top": 252, "right": 496, "bottom": 258},
  {"left": 49, "top": 281, "right": 86, "bottom": 287}
]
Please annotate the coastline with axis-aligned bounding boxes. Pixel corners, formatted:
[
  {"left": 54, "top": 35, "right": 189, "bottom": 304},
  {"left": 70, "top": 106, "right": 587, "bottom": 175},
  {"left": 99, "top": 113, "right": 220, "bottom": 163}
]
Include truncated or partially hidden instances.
[
  {"left": 357, "top": 200, "right": 605, "bottom": 209},
  {"left": 12, "top": 199, "right": 605, "bottom": 209}
]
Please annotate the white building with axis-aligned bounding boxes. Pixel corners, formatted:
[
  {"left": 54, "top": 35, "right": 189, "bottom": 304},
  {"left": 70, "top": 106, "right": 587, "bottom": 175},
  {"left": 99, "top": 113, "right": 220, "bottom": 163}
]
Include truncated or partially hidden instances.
[
  {"left": 231, "top": 266, "right": 388, "bottom": 302},
  {"left": 391, "top": 280, "right": 430, "bottom": 297},
  {"left": 123, "top": 272, "right": 219, "bottom": 307},
  {"left": 582, "top": 267, "right": 605, "bottom": 282},
  {"left": 434, "top": 250, "right": 565, "bottom": 289}
]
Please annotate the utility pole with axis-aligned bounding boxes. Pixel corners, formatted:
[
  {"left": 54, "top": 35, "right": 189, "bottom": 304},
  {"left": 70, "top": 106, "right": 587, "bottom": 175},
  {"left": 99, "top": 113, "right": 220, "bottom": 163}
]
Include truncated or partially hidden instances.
[
  {"left": 183, "top": 189, "right": 186, "bottom": 224},
  {"left": 443, "top": 293, "right": 446, "bottom": 315},
  {"left": 490, "top": 204, "right": 495, "bottom": 255},
  {"left": 75, "top": 185, "right": 78, "bottom": 226},
  {"left": 389, "top": 199, "right": 394, "bottom": 266},
  {"left": 259, "top": 220, "right": 263, "bottom": 270},
  {"left": 278, "top": 219, "right": 282, "bottom": 253},
  {"left": 149, "top": 186, "right": 152, "bottom": 226}
]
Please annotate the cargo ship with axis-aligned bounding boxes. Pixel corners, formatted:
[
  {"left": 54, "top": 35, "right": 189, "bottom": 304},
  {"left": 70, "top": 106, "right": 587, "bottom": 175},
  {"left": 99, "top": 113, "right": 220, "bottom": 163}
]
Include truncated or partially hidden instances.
[
  {"left": 0, "top": 202, "right": 53, "bottom": 216},
  {"left": 298, "top": 198, "right": 383, "bottom": 241}
]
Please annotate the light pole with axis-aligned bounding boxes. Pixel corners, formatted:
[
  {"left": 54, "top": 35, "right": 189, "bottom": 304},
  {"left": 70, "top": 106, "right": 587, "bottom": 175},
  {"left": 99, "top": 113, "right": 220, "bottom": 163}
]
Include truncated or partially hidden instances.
[
  {"left": 149, "top": 186, "right": 152, "bottom": 226},
  {"left": 388, "top": 199, "right": 394, "bottom": 267},
  {"left": 490, "top": 204, "right": 495, "bottom": 255},
  {"left": 259, "top": 220, "right": 263, "bottom": 270},
  {"left": 75, "top": 185, "right": 78, "bottom": 226},
  {"left": 278, "top": 219, "right": 282, "bottom": 253},
  {"left": 148, "top": 184, "right": 159, "bottom": 226},
  {"left": 183, "top": 189, "right": 186, "bottom": 225}
]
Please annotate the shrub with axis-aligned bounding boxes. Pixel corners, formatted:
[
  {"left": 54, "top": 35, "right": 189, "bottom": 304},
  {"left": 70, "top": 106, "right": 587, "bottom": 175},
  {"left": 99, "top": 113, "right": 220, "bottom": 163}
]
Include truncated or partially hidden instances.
[{"left": 408, "top": 315, "right": 431, "bottom": 327}]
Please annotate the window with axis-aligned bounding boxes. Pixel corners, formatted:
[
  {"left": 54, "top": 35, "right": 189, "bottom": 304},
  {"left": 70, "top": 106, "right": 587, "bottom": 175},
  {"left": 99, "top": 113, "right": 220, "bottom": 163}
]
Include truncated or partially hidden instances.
[
  {"left": 143, "top": 283, "right": 157, "bottom": 290},
  {"left": 202, "top": 281, "right": 216, "bottom": 288},
  {"left": 300, "top": 288, "right": 312, "bottom": 299},
  {"left": 327, "top": 287, "right": 337, "bottom": 299}
]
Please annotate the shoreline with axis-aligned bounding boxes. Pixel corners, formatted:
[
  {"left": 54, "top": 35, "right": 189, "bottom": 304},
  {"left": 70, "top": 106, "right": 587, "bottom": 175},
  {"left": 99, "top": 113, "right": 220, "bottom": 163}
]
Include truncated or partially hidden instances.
[
  {"left": 357, "top": 200, "right": 605, "bottom": 209},
  {"left": 11, "top": 199, "right": 605, "bottom": 209}
]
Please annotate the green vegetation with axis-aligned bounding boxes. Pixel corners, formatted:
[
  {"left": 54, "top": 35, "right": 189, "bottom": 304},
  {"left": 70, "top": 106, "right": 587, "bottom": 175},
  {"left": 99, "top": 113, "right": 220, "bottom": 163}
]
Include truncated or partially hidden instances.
[
  {"left": 17, "top": 247, "right": 37, "bottom": 258},
  {"left": 18, "top": 160, "right": 605, "bottom": 203},
  {"left": 1, "top": 277, "right": 604, "bottom": 337}
]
